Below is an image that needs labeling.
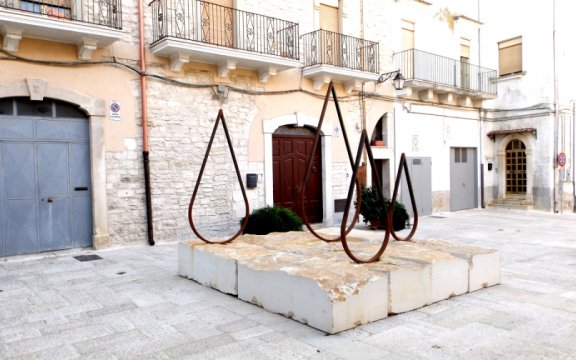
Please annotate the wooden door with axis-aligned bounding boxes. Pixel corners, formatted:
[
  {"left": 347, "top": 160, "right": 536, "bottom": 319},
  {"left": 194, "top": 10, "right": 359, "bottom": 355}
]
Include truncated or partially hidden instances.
[
  {"left": 272, "top": 135, "right": 323, "bottom": 223},
  {"left": 506, "top": 140, "right": 527, "bottom": 194}
]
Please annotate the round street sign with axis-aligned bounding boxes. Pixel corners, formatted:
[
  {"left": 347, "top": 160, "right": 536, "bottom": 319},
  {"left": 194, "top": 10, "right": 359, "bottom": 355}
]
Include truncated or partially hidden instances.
[{"left": 558, "top": 152, "right": 566, "bottom": 167}]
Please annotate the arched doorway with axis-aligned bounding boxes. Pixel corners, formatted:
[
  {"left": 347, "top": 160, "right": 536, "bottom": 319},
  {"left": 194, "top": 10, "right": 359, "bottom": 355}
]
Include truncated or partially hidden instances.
[
  {"left": 272, "top": 126, "right": 323, "bottom": 223},
  {"left": 0, "top": 79, "right": 110, "bottom": 253},
  {"left": 505, "top": 139, "right": 527, "bottom": 194},
  {"left": 0, "top": 97, "right": 93, "bottom": 256}
]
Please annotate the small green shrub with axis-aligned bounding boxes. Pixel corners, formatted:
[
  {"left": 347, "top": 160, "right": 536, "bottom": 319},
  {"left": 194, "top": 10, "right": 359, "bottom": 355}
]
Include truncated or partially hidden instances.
[
  {"left": 358, "top": 186, "right": 409, "bottom": 231},
  {"left": 241, "top": 206, "right": 304, "bottom": 235}
]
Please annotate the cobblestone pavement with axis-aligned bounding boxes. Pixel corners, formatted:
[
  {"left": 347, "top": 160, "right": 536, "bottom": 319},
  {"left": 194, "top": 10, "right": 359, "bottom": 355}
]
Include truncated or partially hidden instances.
[{"left": 1, "top": 208, "right": 576, "bottom": 359}]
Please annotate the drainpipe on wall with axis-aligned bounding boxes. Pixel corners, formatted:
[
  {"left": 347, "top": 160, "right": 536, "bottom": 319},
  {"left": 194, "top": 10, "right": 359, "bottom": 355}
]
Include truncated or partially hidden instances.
[
  {"left": 572, "top": 100, "right": 576, "bottom": 212},
  {"left": 138, "top": 0, "right": 154, "bottom": 245},
  {"left": 552, "top": 0, "right": 559, "bottom": 213},
  {"left": 477, "top": 0, "right": 485, "bottom": 208}
]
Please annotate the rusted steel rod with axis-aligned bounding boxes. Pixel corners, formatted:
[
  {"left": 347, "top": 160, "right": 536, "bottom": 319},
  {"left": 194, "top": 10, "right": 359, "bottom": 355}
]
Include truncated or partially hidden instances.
[
  {"left": 188, "top": 109, "right": 249, "bottom": 244},
  {"left": 340, "top": 130, "right": 392, "bottom": 263},
  {"left": 300, "top": 81, "right": 362, "bottom": 242},
  {"left": 389, "top": 153, "right": 418, "bottom": 241}
]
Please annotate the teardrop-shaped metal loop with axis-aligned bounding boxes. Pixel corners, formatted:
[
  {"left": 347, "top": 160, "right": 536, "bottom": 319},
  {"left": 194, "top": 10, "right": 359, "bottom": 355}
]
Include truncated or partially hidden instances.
[
  {"left": 389, "top": 153, "right": 418, "bottom": 241},
  {"left": 188, "top": 109, "right": 250, "bottom": 244},
  {"left": 340, "top": 130, "right": 392, "bottom": 264},
  {"left": 300, "top": 81, "right": 362, "bottom": 243}
]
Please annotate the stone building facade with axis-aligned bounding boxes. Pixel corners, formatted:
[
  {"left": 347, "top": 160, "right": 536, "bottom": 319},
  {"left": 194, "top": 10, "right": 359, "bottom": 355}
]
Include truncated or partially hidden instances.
[
  {"left": 1, "top": 0, "right": 511, "bottom": 256},
  {"left": 481, "top": 0, "right": 576, "bottom": 212}
]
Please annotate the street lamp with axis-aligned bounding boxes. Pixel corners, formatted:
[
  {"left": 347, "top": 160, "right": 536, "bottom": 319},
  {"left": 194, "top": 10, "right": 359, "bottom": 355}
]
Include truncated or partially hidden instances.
[{"left": 378, "top": 70, "right": 405, "bottom": 90}]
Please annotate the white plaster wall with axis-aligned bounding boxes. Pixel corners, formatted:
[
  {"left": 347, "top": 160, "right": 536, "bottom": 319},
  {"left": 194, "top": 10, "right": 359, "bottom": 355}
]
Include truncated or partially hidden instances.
[{"left": 395, "top": 103, "right": 481, "bottom": 211}]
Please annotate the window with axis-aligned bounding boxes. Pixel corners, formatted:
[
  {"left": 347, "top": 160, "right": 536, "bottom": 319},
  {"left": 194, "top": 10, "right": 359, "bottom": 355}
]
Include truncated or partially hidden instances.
[
  {"left": 401, "top": 20, "right": 414, "bottom": 51},
  {"left": 460, "top": 38, "right": 470, "bottom": 89},
  {"left": 320, "top": 3, "right": 339, "bottom": 33},
  {"left": 498, "top": 36, "right": 522, "bottom": 76}
]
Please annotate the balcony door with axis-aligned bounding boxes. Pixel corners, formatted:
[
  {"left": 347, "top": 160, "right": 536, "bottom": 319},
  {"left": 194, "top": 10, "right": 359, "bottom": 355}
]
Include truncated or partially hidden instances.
[
  {"left": 401, "top": 20, "right": 415, "bottom": 78},
  {"left": 319, "top": 2, "right": 341, "bottom": 67},
  {"left": 200, "top": 0, "right": 234, "bottom": 47},
  {"left": 460, "top": 38, "right": 471, "bottom": 89}
]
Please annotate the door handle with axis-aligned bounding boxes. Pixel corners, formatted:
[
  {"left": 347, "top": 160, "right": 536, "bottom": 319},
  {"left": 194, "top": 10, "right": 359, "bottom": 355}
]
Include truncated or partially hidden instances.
[{"left": 47, "top": 197, "right": 54, "bottom": 203}]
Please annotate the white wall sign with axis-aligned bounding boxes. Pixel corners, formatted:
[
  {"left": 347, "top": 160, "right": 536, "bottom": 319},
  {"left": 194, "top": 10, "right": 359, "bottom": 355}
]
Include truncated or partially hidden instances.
[{"left": 412, "top": 135, "right": 419, "bottom": 152}]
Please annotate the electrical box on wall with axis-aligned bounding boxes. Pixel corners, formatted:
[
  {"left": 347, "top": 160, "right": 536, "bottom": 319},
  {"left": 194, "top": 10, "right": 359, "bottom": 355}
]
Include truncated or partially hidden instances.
[{"left": 246, "top": 173, "right": 258, "bottom": 189}]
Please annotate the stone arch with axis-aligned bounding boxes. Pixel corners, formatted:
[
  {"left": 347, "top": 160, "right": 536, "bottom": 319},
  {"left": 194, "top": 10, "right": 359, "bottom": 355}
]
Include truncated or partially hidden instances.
[
  {"left": 496, "top": 133, "right": 535, "bottom": 202},
  {"left": 0, "top": 79, "right": 110, "bottom": 247},
  {"left": 263, "top": 112, "right": 335, "bottom": 225}
]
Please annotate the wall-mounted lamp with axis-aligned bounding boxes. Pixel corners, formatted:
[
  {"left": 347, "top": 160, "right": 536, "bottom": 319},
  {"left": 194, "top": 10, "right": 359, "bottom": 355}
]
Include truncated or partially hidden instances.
[{"left": 378, "top": 70, "right": 405, "bottom": 90}]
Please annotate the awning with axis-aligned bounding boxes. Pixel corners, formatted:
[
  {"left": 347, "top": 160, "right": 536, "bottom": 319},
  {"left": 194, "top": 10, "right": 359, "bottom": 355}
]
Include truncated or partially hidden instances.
[{"left": 487, "top": 128, "right": 537, "bottom": 141}]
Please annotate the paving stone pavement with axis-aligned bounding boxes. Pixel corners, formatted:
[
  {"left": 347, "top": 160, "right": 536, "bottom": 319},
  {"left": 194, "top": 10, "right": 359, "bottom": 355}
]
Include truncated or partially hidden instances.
[{"left": 1, "top": 208, "right": 576, "bottom": 359}]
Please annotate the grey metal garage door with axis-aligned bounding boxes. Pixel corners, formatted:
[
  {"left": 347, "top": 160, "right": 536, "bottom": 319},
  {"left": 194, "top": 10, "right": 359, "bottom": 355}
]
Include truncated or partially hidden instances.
[
  {"left": 400, "top": 157, "right": 432, "bottom": 218},
  {"left": 450, "top": 147, "right": 477, "bottom": 211},
  {"left": 0, "top": 98, "right": 92, "bottom": 257}
]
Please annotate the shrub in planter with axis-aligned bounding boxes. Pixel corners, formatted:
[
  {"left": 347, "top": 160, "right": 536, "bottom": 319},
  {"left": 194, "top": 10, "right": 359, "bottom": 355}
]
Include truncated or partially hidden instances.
[
  {"left": 358, "top": 186, "right": 409, "bottom": 231},
  {"left": 241, "top": 206, "right": 304, "bottom": 235}
]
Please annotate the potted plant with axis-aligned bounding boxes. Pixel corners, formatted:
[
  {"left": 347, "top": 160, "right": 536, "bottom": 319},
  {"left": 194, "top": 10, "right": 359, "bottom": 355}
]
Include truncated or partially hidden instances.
[
  {"left": 370, "top": 135, "right": 385, "bottom": 147},
  {"left": 358, "top": 186, "right": 409, "bottom": 231}
]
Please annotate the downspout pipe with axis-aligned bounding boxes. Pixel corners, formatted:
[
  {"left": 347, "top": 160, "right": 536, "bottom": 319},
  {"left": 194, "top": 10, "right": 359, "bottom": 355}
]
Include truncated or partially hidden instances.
[{"left": 138, "top": 0, "right": 154, "bottom": 245}]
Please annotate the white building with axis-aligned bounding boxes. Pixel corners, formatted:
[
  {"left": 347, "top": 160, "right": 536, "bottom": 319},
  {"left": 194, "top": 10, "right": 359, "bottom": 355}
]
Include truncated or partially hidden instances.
[{"left": 481, "top": 0, "right": 576, "bottom": 211}]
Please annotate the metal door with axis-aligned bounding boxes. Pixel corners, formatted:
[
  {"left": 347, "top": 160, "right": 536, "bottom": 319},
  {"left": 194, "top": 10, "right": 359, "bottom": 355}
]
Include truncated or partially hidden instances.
[
  {"left": 0, "top": 98, "right": 92, "bottom": 256},
  {"left": 400, "top": 157, "right": 432, "bottom": 217},
  {"left": 450, "top": 147, "right": 478, "bottom": 211},
  {"left": 272, "top": 134, "right": 323, "bottom": 223}
]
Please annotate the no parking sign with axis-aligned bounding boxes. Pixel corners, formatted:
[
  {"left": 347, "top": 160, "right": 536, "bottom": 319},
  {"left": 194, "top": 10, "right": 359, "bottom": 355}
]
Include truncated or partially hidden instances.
[
  {"left": 558, "top": 152, "right": 566, "bottom": 167},
  {"left": 109, "top": 99, "right": 121, "bottom": 121}
]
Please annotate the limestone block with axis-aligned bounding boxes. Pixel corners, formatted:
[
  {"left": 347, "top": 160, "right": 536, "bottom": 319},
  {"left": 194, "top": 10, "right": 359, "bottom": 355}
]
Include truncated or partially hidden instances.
[
  {"left": 369, "top": 256, "right": 432, "bottom": 314},
  {"left": 185, "top": 241, "right": 273, "bottom": 295},
  {"left": 237, "top": 252, "right": 389, "bottom": 334},
  {"left": 415, "top": 240, "right": 501, "bottom": 292},
  {"left": 468, "top": 251, "right": 501, "bottom": 292},
  {"left": 386, "top": 241, "right": 469, "bottom": 303},
  {"left": 178, "top": 240, "right": 195, "bottom": 279},
  {"left": 191, "top": 245, "right": 238, "bottom": 295}
]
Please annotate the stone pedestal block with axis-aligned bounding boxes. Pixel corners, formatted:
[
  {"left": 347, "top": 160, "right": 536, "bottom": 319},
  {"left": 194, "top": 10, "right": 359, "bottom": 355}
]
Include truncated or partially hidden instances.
[{"left": 177, "top": 232, "right": 500, "bottom": 334}]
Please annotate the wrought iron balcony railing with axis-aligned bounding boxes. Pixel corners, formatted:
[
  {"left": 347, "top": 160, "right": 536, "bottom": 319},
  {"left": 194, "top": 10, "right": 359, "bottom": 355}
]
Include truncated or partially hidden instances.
[
  {"left": 0, "top": 0, "right": 122, "bottom": 29},
  {"left": 150, "top": 0, "right": 299, "bottom": 60},
  {"left": 394, "top": 49, "right": 497, "bottom": 95},
  {"left": 301, "top": 29, "right": 379, "bottom": 73}
]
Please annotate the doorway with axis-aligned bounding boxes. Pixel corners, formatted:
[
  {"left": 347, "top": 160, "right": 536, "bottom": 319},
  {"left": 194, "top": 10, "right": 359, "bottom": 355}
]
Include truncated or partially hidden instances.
[
  {"left": 0, "top": 98, "right": 93, "bottom": 256},
  {"left": 506, "top": 139, "right": 527, "bottom": 194},
  {"left": 272, "top": 127, "right": 323, "bottom": 223}
]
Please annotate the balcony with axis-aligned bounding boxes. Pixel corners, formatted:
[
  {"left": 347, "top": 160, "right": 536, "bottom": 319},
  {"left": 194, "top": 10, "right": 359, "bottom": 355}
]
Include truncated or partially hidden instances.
[
  {"left": 149, "top": 0, "right": 300, "bottom": 82},
  {"left": 0, "top": 0, "right": 123, "bottom": 59},
  {"left": 394, "top": 49, "right": 497, "bottom": 105},
  {"left": 301, "top": 29, "right": 379, "bottom": 93}
]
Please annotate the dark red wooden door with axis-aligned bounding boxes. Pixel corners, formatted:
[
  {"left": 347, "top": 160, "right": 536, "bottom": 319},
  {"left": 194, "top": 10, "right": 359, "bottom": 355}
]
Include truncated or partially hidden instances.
[{"left": 272, "top": 135, "right": 323, "bottom": 223}]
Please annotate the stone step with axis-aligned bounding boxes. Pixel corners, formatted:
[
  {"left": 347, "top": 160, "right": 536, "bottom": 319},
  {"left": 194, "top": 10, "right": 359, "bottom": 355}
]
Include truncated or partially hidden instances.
[{"left": 178, "top": 231, "right": 500, "bottom": 334}]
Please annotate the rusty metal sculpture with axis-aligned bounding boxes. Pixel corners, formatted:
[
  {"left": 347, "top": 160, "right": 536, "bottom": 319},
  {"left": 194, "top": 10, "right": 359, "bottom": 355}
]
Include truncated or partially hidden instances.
[
  {"left": 389, "top": 153, "right": 418, "bottom": 241},
  {"left": 301, "top": 81, "right": 419, "bottom": 263},
  {"left": 339, "top": 129, "right": 392, "bottom": 263},
  {"left": 188, "top": 109, "right": 249, "bottom": 244},
  {"left": 188, "top": 84, "right": 419, "bottom": 263},
  {"left": 299, "top": 82, "right": 362, "bottom": 242}
]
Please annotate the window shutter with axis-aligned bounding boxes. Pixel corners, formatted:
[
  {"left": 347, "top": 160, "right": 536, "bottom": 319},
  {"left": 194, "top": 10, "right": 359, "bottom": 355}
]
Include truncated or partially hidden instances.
[
  {"left": 498, "top": 37, "right": 522, "bottom": 76},
  {"left": 210, "top": 0, "right": 233, "bottom": 7},
  {"left": 320, "top": 4, "right": 339, "bottom": 33},
  {"left": 401, "top": 21, "right": 415, "bottom": 51}
]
